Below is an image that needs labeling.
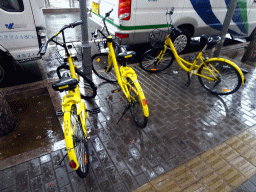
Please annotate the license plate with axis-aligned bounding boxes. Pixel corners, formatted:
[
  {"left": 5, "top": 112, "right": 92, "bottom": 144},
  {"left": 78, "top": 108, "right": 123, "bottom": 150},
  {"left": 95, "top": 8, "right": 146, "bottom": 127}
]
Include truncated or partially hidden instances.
[{"left": 92, "top": 2, "right": 99, "bottom": 15}]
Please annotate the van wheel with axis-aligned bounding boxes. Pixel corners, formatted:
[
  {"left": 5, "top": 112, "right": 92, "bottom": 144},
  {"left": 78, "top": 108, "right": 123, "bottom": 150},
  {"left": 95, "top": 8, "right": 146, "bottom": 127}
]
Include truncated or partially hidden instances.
[
  {"left": 172, "top": 28, "right": 191, "bottom": 54},
  {"left": 0, "top": 55, "right": 14, "bottom": 87}
]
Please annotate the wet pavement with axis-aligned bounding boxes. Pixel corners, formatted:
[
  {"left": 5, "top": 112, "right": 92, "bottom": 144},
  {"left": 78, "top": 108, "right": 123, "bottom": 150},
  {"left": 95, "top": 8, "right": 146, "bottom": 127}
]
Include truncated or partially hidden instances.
[{"left": 1, "top": 10, "right": 256, "bottom": 192}]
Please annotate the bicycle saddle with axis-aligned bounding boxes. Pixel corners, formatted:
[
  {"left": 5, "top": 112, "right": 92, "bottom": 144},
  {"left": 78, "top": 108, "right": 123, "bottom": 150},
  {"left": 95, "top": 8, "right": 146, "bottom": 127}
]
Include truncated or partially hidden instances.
[
  {"left": 52, "top": 73, "right": 78, "bottom": 92},
  {"left": 117, "top": 51, "right": 136, "bottom": 60}
]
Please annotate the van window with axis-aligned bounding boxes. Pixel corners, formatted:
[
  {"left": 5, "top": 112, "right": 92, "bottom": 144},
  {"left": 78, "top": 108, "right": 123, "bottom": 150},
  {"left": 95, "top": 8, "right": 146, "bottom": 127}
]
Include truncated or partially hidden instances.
[{"left": 0, "top": 0, "right": 24, "bottom": 12}]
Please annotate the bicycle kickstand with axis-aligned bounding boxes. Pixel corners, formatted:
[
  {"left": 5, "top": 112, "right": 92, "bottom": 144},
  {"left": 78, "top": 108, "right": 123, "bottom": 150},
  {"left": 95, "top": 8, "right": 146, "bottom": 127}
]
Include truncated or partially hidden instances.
[
  {"left": 185, "top": 72, "right": 191, "bottom": 87},
  {"left": 58, "top": 152, "right": 68, "bottom": 165},
  {"left": 116, "top": 104, "right": 131, "bottom": 124},
  {"left": 86, "top": 108, "right": 101, "bottom": 114}
]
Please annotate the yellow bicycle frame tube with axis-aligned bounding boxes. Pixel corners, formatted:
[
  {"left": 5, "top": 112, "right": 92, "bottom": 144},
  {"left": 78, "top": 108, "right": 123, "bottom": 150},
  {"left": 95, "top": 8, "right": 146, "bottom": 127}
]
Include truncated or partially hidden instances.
[
  {"left": 107, "top": 36, "right": 129, "bottom": 98},
  {"left": 62, "top": 56, "right": 88, "bottom": 170}
]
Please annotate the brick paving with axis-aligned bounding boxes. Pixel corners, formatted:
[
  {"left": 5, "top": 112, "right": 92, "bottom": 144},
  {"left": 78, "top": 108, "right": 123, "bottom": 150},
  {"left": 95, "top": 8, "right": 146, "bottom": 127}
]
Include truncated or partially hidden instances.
[
  {"left": 1, "top": 10, "right": 256, "bottom": 190},
  {"left": 1, "top": 45, "right": 256, "bottom": 191}
]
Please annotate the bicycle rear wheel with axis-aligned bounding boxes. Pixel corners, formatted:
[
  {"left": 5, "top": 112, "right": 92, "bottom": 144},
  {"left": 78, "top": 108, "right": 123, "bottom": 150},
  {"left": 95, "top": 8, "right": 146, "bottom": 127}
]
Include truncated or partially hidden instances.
[
  {"left": 57, "top": 65, "right": 97, "bottom": 99},
  {"left": 70, "top": 105, "right": 89, "bottom": 178},
  {"left": 198, "top": 60, "right": 242, "bottom": 95},
  {"left": 140, "top": 48, "right": 174, "bottom": 73},
  {"left": 126, "top": 77, "right": 148, "bottom": 128},
  {"left": 91, "top": 53, "right": 117, "bottom": 82}
]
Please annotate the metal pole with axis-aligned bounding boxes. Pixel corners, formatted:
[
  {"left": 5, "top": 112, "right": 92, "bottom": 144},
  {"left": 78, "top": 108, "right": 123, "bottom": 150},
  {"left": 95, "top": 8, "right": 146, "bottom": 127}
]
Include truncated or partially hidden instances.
[
  {"left": 213, "top": 0, "right": 237, "bottom": 57},
  {"left": 79, "top": 0, "right": 92, "bottom": 79}
]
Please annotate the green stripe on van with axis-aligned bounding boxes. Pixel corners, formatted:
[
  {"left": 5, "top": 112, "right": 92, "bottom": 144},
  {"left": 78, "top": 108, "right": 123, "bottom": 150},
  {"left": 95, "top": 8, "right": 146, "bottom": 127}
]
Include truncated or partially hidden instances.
[
  {"left": 237, "top": 0, "right": 249, "bottom": 34},
  {"left": 90, "top": 11, "right": 171, "bottom": 30}
]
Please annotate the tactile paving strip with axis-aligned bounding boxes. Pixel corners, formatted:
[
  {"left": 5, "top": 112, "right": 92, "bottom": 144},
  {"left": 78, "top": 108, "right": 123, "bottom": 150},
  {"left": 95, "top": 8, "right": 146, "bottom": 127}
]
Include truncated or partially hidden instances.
[{"left": 134, "top": 126, "right": 256, "bottom": 192}]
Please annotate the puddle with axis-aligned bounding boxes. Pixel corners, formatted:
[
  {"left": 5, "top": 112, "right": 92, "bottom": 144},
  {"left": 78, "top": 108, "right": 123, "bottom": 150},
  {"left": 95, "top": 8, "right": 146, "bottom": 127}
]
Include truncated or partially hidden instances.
[{"left": 0, "top": 89, "right": 63, "bottom": 160}]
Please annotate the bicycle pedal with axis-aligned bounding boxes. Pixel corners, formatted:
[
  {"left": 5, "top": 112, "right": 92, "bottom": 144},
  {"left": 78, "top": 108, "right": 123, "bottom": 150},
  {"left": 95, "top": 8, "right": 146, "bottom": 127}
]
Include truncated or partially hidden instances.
[
  {"left": 56, "top": 110, "right": 64, "bottom": 116},
  {"left": 111, "top": 88, "right": 121, "bottom": 93},
  {"left": 87, "top": 107, "right": 101, "bottom": 114}
]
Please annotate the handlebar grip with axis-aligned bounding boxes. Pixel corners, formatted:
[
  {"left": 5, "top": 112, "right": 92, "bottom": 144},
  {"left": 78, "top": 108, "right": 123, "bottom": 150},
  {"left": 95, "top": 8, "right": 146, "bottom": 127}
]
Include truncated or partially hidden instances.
[
  {"left": 70, "top": 20, "right": 83, "bottom": 28},
  {"left": 105, "top": 9, "right": 113, "bottom": 18}
]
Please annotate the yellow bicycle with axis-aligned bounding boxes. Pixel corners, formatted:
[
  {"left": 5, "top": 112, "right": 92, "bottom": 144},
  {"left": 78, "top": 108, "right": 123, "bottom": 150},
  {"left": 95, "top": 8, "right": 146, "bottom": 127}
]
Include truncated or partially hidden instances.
[
  {"left": 91, "top": 9, "right": 149, "bottom": 128},
  {"left": 140, "top": 8, "right": 245, "bottom": 95},
  {"left": 39, "top": 21, "right": 98, "bottom": 178}
]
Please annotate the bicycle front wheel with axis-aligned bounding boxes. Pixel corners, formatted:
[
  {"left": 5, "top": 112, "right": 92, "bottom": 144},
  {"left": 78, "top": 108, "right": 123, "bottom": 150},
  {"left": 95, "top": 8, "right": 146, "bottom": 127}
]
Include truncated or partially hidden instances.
[
  {"left": 70, "top": 105, "right": 89, "bottom": 178},
  {"left": 198, "top": 60, "right": 242, "bottom": 95},
  {"left": 126, "top": 77, "right": 148, "bottom": 128},
  {"left": 92, "top": 53, "right": 117, "bottom": 82},
  {"left": 140, "top": 48, "right": 174, "bottom": 73}
]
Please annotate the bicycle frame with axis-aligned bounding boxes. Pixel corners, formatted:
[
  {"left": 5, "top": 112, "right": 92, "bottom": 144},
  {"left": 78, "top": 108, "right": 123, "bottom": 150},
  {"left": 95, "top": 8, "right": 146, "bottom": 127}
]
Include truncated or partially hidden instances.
[
  {"left": 160, "top": 35, "right": 245, "bottom": 84},
  {"left": 106, "top": 36, "right": 149, "bottom": 117},
  {"left": 61, "top": 56, "right": 88, "bottom": 171}
]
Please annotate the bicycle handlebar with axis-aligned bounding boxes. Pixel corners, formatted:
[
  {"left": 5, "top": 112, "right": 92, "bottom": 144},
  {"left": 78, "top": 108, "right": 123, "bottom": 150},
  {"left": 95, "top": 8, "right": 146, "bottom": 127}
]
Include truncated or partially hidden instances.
[
  {"left": 38, "top": 20, "right": 83, "bottom": 56},
  {"left": 166, "top": 7, "right": 174, "bottom": 15},
  {"left": 105, "top": 9, "right": 113, "bottom": 19},
  {"left": 91, "top": 9, "right": 114, "bottom": 41}
]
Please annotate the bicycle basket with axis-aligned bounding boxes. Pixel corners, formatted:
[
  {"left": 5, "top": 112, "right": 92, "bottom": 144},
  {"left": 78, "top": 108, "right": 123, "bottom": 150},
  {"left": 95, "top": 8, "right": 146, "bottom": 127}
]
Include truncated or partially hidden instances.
[
  {"left": 93, "top": 34, "right": 122, "bottom": 53},
  {"left": 149, "top": 29, "right": 169, "bottom": 48},
  {"left": 55, "top": 42, "right": 80, "bottom": 65}
]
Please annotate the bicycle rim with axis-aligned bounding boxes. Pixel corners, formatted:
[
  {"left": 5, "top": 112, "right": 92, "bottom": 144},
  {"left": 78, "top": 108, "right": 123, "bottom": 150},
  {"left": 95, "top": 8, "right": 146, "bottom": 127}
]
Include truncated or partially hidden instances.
[
  {"left": 70, "top": 105, "right": 89, "bottom": 178},
  {"left": 126, "top": 77, "right": 147, "bottom": 128},
  {"left": 198, "top": 60, "right": 242, "bottom": 95},
  {"left": 140, "top": 48, "right": 174, "bottom": 73},
  {"left": 92, "top": 53, "right": 117, "bottom": 82}
]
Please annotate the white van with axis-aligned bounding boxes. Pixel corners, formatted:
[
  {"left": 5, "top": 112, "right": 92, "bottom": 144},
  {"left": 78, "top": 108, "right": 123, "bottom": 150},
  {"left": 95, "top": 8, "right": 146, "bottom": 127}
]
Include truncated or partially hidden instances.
[
  {"left": 89, "top": 0, "right": 256, "bottom": 51},
  {"left": 0, "top": 0, "right": 47, "bottom": 86}
]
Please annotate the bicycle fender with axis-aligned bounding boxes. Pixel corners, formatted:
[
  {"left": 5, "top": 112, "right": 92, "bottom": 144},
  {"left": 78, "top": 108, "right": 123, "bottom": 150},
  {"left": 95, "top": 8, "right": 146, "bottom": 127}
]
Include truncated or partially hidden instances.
[
  {"left": 204, "top": 58, "right": 245, "bottom": 85},
  {"left": 120, "top": 66, "right": 137, "bottom": 78},
  {"left": 63, "top": 105, "right": 80, "bottom": 171},
  {"left": 76, "top": 101, "right": 87, "bottom": 138},
  {"left": 127, "top": 74, "right": 149, "bottom": 117}
]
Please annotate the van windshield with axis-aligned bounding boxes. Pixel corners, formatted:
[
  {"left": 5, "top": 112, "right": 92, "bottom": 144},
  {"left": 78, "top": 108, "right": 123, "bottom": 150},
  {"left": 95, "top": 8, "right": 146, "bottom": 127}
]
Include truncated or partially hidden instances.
[{"left": 0, "top": 0, "right": 24, "bottom": 12}]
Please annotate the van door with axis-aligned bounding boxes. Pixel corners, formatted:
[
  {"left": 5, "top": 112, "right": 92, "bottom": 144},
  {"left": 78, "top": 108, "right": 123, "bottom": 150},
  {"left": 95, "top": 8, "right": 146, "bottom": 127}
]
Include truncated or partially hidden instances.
[
  {"left": 0, "top": 0, "right": 39, "bottom": 61},
  {"left": 134, "top": 0, "right": 185, "bottom": 44}
]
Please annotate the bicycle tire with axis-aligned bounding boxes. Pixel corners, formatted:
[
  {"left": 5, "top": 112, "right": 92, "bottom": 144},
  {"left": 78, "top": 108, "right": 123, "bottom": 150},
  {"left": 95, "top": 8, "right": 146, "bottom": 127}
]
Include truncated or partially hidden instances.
[
  {"left": 70, "top": 105, "right": 89, "bottom": 178},
  {"left": 57, "top": 65, "right": 97, "bottom": 99},
  {"left": 91, "top": 53, "right": 117, "bottom": 82},
  {"left": 126, "top": 77, "right": 148, "bottom": 128},
  {"left": 139, "top": 48, "right": 174, "bottom": 73},
  {"left": 198, "top": 59, "right": 242, "bottom": 95}
]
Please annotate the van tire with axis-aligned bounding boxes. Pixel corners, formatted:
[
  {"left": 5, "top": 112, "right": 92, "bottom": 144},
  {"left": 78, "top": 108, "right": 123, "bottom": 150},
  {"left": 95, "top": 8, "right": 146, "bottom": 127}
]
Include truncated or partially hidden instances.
[
  {"left": 0, "top": 54, "right": 15, "bottom": 87},
  {"left": 172, "top": 28, "right": 191, "bottom": 54}
]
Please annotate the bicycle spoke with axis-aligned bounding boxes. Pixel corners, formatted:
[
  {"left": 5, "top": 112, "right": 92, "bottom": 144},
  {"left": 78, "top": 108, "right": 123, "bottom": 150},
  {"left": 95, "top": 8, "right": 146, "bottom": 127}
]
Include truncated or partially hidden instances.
[
  {"left": 198, "top": 60, "right": 241, "bottom": 95},
  {"left": 143, "top": 61, "right": 156, "bottom": 69},
  {"left": 70, "top": 105, "right": 89, "bottom": 177},
  {"left": 140, "top": 48, "right": 173, "bottom": 73}
]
